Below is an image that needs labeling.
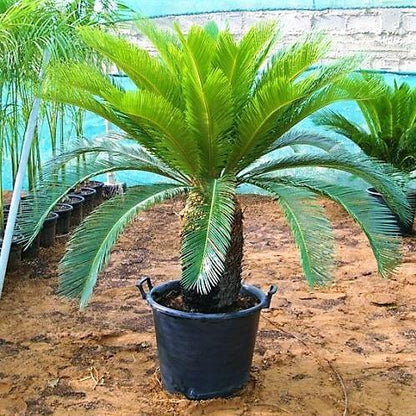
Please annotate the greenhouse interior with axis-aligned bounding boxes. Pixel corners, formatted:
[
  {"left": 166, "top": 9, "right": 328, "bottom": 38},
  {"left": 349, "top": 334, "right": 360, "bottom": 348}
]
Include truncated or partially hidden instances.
[{"left": 1, "top": 1, "right": 416, "bottom": 415}]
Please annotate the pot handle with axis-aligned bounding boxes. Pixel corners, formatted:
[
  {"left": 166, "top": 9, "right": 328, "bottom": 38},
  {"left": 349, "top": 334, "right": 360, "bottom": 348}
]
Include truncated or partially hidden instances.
[
  {"left": 136, "top": 276, "right": 153, "bottom": 300},
  {"left": 264, "top": 285, "right": 278, "bottom": 308}
]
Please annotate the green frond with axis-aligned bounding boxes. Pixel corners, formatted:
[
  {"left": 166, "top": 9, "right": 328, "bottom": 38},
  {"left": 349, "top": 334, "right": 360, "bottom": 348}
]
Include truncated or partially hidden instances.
[
  {"left": 249, "top": 181, "right": 334, "bottom": 286},
  {"left": 174, "top": 23, "right": 216, "bottom": 85},
  {"left": 182, "top": 68, "right": 234, "bottom": 177},
  {"left": 135, "top": 18, "right": 182, "bottom": 75},
  {"left": 78, "top": 27, "right": 182, "bottom": 105},
  {"left": 266, "top": 130, "right": 343, "bottom": 154},
  {"left": 228, "top": 77, "right": 301, "bottom": 169},
  {"left": 59, "top": 184, "right": 188, "bottom": 308},
  {"left": 259, "top": 174, "right": 402, "bottom": 277},
  {"left": 113, "top": 89, "right": 199, "bottom": 175},
  {"left": 19, "top": 145, "right": 180, "bottom": 244},
  {"left": 212, "top": 22, "right": 278, "bottom": 114},
  {"left": 44, "top": 61, "right": 124, "bottom": 102},
  {"left": 256, "top": 32, "right": 331, "bottom": 90},
  {"left": 181, "top": 177, "right": 236, "bottom": 294},
  {"left": 240, "top": 150, "right": 412, "bottom": 225}
]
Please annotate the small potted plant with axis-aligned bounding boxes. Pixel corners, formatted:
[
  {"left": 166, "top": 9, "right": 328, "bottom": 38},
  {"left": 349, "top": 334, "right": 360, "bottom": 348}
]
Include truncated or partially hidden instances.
[
  {"left": 314, "top": 72, "right": 416, "bottom": 234},
  {"left": 22, "top": 21, "right": 410, "bottom": 399}
]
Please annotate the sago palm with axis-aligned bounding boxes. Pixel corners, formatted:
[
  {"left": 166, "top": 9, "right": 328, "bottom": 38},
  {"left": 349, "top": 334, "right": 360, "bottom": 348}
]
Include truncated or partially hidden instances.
[
  {"left": 314, "top": 72, "right": 416, "bottom": 172},
  {"left": 20, "top": 21, "right": 411, "bottom": 311}
]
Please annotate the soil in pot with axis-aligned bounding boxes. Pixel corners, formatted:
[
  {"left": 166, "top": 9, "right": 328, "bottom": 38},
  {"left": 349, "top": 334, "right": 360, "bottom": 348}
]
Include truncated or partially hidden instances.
[
  {"left": 40, "top": 212, "right": 58, "bottom": 248},
  {"left": 53, "top": 203, "right": 73, "bottom": 235},
  {"left": 0, "top": 234, "right": 24, "bottom": 272},
  {"left": 157, "top": 288, "right": 259, "bottom": 313},
  {"left": 71, "top": 187, "right": 96, "bottom": 216},
  {"left": 85, "top": 181, "right": 104, "bottom": 207},
  {"left": 66, "top": 194, "right": 84, "bottom": 227}
]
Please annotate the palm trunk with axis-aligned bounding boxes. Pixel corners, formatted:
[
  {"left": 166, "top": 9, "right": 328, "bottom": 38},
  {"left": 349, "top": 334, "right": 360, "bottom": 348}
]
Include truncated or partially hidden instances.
[{"left": 182, "top": 201, "right": 244, "bottom": 313}]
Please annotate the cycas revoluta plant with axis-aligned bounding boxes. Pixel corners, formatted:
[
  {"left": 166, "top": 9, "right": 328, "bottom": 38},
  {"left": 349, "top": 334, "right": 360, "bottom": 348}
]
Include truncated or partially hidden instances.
[
  {"left": 21, "top": 21, "right": 411, "bottom": 311},
  {"left": 314, "top": 72, "right": 416, "bottom": 173}
]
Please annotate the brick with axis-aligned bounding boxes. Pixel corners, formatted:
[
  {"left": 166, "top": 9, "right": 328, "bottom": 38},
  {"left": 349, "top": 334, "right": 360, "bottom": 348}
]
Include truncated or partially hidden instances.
[
  {"left": 402, "top": 14, "right": 416, "bottom": 32},
  {"left": 313, "top": 14, "right": 347, "bottom": 32},
  {"left": 380, "top": 8, "right": 401, "bottom": 33},
  {"left": 347, "top": 14, "right": 381, "bottom": 34}
]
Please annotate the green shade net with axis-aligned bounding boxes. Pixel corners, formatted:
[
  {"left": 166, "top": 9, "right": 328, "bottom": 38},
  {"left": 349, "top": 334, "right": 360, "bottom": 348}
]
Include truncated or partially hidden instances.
[{"left": 125, "top": 0, "right": 416, "bottom": 17}]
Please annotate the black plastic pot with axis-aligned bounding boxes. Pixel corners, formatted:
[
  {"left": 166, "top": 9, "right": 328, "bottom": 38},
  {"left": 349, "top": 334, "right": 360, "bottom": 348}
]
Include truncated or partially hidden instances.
[
  {"left": 40, "top": 212, "right": 59, "bottom": 248},
  {"left": 72, "top": 187, "right": 96, "bottom": 216},
  {"left": 53, "top": 203, "right": 73, "bottom": 235},
  {"left": 66, "top": 194, "right": 85, "bottom": 227},
  {"left": 0, "top": 234, "right": 24, "bottom": 272},
  {"left": 367, "top": 187, "right": 416, "bottom": 236},
  {"left": 85, "top": 181, "right": 104, "bottom": 207},
  {"left": 21, "top": 234, "right": 40, "bottom": 260},
  {"left": 137, "top": 278, "right": 277, "bottom": 400}
]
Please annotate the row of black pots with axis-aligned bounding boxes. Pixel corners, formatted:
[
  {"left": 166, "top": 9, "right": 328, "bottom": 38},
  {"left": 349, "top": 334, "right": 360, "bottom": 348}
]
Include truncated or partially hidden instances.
[
  {"left": 38, "top": 183, "right": 103, "bottom": 248},
  {"left": 1, "top": 181, "right": 105, "bottom": 272}
]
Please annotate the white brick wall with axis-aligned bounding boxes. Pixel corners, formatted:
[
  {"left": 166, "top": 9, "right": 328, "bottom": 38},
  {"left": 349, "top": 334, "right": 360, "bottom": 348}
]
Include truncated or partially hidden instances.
[{"left": 126, "top": 8, "right": 416, "bottom": 73}]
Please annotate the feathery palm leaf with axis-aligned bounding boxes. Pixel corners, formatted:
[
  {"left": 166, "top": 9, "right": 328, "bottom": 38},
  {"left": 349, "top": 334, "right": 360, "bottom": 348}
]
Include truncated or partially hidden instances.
[{"left": 59, "top": 184, "right": 188, "bottom": 307}]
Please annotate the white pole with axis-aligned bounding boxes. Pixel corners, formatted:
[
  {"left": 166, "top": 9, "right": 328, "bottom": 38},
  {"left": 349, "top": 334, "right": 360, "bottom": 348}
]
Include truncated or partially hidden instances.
[
  {"left": 0, "top": 50, "right": 50, "bottom": 298},
  {"left": 105, "top": 119, "right": 117, "bottom": 185}
]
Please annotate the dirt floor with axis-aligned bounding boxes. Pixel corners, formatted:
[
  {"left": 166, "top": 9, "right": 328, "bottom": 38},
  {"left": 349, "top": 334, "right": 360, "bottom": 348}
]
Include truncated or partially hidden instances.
[{"left": 0, "top": 195, "right": 415, "bottom": 416}]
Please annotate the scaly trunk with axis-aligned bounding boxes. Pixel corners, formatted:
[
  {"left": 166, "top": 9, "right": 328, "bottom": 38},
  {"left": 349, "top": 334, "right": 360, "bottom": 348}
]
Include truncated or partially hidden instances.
[{"left": 181, "top": 199, "right": 244, "bottom": 313}]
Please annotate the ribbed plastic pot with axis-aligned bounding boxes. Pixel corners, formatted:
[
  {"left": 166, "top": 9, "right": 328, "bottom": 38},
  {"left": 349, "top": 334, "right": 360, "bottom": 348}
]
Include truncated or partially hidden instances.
[
  {"left": 367, "top": 187, "right": 415, "bottom": 236},
  {"left": 86, "top": 181, "right": 104, "bottom": 207},
  {"left": 67, "top": 194, "right": 85, "bottom": 227},
  {"left": 77, "top": 187, "right": 96, "bottom": 216},
  {"left": 22, "top": 234, "right": 40, "bottom": 260},
  {"left": 136, "top": 278, "right": 277, "bottom": 400},
  {"left": 53, "top": 203, "right": 73, "bottom": 235},
  {"left": 0, "top": 234, "right": 24, "bottom": 272},
  {"left": 40, "top": 212, "right": 59, "bottom": 248}
]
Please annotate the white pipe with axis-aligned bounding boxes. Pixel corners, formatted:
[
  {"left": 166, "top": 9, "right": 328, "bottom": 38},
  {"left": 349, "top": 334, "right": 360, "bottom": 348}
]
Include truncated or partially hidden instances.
[
  {"left": 0, "top": 50, "right": 50, "bottom": 298},
  {"left": 104, "top": 119, "right": 116, "bottom": 185}
]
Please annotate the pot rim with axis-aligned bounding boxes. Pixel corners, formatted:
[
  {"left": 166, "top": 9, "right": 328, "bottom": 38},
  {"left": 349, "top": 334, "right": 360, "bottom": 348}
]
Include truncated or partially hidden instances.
[
  {"left": 54, "top": 203, "right": 74, "bottom": 213},
  {"left": 45, "top": 211, "right": 59, "bottom": 221},
  {"left": 145, "top": 280, "right": 271, "bottom": 320},
  {"left": 67, "top": 194, "right": 85, "bottom": 204}
]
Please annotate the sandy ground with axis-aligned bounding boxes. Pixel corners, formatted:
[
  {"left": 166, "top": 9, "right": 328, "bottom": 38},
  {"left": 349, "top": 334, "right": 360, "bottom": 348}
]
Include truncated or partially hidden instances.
[{"left": 0, "top": 195, "right": 415, "bottom": 416}]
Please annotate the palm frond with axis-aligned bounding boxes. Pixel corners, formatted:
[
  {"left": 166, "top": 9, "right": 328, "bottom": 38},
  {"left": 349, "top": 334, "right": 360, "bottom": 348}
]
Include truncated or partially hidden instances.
[
  {"left": 78, "top": 27, "right": 182, "bottom": 105},
  {"left": 19, "top": 147, "right": 180, "bottom": 244},
  {"left": 59, "top": 184, "right": 188, "bottom": 307},
  {"left": 113, "top": 89, "right": 200, "bottom": 175},
  {"left": 240, "top": 150, "right": 411, "bottom": 225},
  {"left": 182, "top": 68, "right": 234, "bottom": 177},
  {"left": 248, "top": 180, "right": 334, "bottom": 286},
  {"left": 266, "top": 130, "right": 343, "bottom": 154},
  {"left": 258, "top": 174, "right": 402, "bottom": 277},
  {"left": 181, "top": 177, "right": 236, "bottom": 294},
  {"left": 256, "top": 32, "right": 330, "bottom": 90}
]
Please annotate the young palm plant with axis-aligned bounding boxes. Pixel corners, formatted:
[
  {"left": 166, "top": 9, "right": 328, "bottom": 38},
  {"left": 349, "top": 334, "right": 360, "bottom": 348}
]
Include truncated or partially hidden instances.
[
  {"left": 20, "top": 21, "right": 410, "bottom": 311},
  {"left": 314, "top": 72, "right": 416, "bottom": 172}
]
